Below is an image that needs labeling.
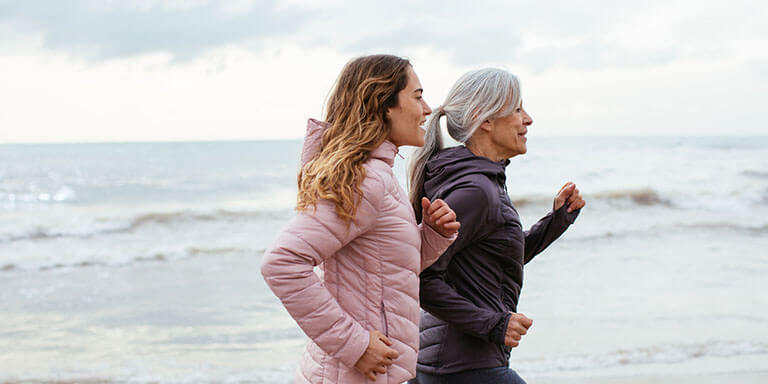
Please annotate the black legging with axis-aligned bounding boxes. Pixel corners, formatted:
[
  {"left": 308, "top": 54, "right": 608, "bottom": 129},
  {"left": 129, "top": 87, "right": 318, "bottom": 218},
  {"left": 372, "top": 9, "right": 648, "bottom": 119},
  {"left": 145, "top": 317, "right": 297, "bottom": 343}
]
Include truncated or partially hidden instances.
[{"left": 409, "top": 367, "right": 527, "bottom": 384}]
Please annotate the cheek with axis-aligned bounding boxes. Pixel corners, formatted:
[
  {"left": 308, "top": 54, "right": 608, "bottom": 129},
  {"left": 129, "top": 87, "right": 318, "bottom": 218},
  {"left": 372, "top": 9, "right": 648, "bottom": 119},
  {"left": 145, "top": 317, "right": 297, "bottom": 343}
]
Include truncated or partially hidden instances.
[{"left": 412, "top": 101, "right": 423, "bottom": 118}]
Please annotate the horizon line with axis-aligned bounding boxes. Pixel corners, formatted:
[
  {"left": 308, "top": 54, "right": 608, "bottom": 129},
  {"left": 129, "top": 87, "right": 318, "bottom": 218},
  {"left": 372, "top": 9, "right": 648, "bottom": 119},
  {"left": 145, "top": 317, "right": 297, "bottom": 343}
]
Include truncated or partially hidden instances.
[{"left": 3, "top": 134, "right": 768, "bottom": 145}]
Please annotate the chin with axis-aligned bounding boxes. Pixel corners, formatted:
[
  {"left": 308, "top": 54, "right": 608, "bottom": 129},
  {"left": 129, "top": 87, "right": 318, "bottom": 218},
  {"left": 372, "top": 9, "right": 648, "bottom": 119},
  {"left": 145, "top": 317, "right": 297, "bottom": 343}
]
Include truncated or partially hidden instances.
[
  {"left": 511, "top": 146, "right": 527, "bottom": 157},
  {"left": 411, "top": 138, "right": 425, "bottom": 147},
  {"left": 412, "top": 129, "right": 426, "bottom": 147}
]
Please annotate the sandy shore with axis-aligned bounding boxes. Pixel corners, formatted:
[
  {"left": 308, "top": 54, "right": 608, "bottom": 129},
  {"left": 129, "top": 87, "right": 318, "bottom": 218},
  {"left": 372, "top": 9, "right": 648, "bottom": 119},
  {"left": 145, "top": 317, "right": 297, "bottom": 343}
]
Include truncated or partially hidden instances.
[
  {"left": 534, "top": 371, "right": 768, "bottom": 384},
  {"left": 3, "top": 370, "right": 768, "bottom": 384},
  {"left": 4, "top": 373, "right": 768, "bottom": 384}
]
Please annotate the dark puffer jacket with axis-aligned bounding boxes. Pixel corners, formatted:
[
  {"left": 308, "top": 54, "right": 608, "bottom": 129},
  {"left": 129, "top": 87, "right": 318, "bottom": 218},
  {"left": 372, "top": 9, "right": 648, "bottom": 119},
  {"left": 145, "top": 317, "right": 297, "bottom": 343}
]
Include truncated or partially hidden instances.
[{"left": 416, "top": 146, "right": 579, "bottom": 375}]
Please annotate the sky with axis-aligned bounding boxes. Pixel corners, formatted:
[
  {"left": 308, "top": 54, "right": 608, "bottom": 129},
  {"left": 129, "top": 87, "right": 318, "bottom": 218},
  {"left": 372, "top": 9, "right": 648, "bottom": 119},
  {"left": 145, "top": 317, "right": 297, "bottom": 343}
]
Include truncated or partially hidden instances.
[{"left": 0, "top": 0, "right": 766, "bottom": 143}]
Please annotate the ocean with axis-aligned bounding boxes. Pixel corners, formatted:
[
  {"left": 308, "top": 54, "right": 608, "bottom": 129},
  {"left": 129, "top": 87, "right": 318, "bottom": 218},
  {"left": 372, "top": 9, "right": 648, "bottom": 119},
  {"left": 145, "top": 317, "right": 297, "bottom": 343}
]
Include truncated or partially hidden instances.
[{"left": 1, "top": 136, "right": 767, "bottom": 382}]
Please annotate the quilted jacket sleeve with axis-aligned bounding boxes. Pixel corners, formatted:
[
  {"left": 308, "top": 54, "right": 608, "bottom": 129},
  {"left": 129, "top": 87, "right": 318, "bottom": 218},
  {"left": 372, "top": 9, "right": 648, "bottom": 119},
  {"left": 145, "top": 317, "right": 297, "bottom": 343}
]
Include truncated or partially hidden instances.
[
  {"left": 523, "top": 205, "right": 580, "bottom": 264},
  {"left": 260, "top": 173, "right": 385, "bottom": 368},
  {"left": 418, "top": 222, "right": 457, "bottom": 273}
]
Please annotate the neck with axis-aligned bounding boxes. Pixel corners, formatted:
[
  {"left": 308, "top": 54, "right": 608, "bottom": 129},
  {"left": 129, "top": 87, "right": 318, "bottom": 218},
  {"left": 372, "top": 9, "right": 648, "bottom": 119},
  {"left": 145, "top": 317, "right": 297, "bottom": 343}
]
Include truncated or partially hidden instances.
[{"left": 466, "top": 139, "right": 507, "bottom": 163}]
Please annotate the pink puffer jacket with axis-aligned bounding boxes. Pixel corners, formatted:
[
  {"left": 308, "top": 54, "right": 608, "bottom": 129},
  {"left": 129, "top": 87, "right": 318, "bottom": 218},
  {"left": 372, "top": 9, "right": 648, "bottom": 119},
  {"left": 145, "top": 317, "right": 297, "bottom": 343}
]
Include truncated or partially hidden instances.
[{"left": 261, "top": 119, "right": 455, "bottom": 383}]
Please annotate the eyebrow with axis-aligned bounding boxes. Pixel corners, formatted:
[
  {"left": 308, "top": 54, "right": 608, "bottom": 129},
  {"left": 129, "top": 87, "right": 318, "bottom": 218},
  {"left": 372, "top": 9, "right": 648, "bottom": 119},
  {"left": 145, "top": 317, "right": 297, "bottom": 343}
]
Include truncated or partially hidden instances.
[{"left": 413, "top": 88, "right": 423, "bottom": 94}]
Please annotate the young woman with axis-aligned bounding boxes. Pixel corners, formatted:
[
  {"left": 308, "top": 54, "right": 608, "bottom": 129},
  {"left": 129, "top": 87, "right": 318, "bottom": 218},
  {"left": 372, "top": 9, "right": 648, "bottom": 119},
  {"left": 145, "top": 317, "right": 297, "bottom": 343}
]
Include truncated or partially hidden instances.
[
  {"left": 261, "top": 55, "right": 460, "bottom": 384},
  {"left": 408, "top": 68, "right": 585, "bottom": 384}
]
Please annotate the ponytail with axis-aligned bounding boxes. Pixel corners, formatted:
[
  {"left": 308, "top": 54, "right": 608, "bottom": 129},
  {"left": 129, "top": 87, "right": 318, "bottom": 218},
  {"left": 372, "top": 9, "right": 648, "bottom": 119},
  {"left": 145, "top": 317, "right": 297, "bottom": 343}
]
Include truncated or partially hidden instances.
[{"left": 408, "top": 108, "right": 445, "bottom": 222}]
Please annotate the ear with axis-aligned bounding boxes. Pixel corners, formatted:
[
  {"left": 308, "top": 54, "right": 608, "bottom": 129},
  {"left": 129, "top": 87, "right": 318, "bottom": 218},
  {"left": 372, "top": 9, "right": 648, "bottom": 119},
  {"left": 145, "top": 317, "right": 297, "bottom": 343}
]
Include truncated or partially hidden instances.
[{"left": 478, "top": 119, "right": 493, "bottom": 133}]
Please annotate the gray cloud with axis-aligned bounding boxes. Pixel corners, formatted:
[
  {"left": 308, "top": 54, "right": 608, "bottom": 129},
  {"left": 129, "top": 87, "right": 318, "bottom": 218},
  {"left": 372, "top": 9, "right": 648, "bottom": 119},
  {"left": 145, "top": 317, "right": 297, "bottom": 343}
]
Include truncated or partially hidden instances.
[
  {"left": 0, "top": 0, "right": 311, "bottom": 60},
  {"left": 288, "top": 0, "right": 680, "bottom": 69},
  {"left": 344, "top": 22, "right": 523, "bottom": 65},
  {"left": 0, "top": 0, "right": 756, "bottom": 72},
  {"left": 519, "top": 40, "right": 681, "bottom": 72}
]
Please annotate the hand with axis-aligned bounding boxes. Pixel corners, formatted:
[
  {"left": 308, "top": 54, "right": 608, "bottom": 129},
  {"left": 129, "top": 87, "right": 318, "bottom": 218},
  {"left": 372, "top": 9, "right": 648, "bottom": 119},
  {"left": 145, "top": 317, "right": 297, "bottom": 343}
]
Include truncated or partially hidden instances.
[
  {"left": 354, "top": 330, "right": 399, "bottom": 381},
  {"left": 504, "top": 312, "right": 533, "bottom": 348},
  {"left": 554, "top": 182, "right": 585, "bottom": 213},
  {"left": 421, "top": 197, "right": 460, "bottom": 237}
]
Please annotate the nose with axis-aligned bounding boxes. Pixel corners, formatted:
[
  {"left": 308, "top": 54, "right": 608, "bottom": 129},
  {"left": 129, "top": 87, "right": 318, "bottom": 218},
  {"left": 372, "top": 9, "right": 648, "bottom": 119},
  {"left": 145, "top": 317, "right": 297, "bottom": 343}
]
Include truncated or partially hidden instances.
[
  {"left": 523, "top": 110, "right": 532, "bottom": 126},
  {"left": 423, "top": 100, "right": 432, "bottom": 116}
]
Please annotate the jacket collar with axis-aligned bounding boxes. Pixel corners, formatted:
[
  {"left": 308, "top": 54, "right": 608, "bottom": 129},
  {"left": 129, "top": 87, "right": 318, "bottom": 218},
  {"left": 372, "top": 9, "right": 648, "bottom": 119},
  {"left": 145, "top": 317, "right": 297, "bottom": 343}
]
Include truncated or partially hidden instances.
[{"left": 370, "top": 139, "right": 398, "bottom": 168}]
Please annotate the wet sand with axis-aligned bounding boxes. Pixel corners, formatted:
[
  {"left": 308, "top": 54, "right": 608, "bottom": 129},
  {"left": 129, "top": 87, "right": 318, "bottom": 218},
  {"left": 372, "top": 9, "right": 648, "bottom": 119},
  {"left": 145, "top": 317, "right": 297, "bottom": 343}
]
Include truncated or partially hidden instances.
[{"left": 535, "top": 371, "right": 768, "bottom": 384}]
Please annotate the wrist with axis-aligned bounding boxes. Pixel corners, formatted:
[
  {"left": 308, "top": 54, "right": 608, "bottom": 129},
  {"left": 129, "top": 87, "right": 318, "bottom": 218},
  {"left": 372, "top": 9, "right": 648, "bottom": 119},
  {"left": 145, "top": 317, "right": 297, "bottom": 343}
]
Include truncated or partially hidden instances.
[{"left": 492, "top": 312, "right": 513, "bottom": 345}]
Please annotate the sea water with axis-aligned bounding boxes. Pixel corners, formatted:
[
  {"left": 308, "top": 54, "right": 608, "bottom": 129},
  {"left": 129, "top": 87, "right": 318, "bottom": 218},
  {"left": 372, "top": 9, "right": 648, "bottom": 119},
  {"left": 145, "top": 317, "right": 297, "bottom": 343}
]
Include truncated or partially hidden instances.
[{"left": 1, "top": 137, "right": 766, "bottom": 382}]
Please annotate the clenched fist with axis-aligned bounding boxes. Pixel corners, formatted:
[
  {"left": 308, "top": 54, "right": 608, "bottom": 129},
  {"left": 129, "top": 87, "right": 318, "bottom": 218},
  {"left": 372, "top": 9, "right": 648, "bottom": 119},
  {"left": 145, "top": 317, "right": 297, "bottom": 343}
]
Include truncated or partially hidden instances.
[
  {"left": 354, "top": 330, "right": 399, "bottom": 381},
  {"left": 505, "top": 312, "right": 533, "bottom": 348},
  {"left": 554, "top": 182, "right": 585, "bottom": 213},
  {"left": 421, "top": 197, "right": 460, "bottom": 237}
]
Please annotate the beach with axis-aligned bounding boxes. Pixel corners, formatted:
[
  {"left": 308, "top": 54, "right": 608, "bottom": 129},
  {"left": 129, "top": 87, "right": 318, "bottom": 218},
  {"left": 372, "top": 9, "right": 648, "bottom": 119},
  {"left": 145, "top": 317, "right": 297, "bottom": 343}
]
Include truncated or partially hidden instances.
[
  {"left": 1, "top": 137, "right": 767, "bottom": 383},
  {"left": 540, "top": 371, "right": 768, "bottom": 384}
]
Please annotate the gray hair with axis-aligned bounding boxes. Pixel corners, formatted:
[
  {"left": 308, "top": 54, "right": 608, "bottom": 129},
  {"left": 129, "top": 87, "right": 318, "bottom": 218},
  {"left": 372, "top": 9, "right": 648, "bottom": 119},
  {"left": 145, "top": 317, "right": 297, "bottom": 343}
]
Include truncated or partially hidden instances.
[{"left": 408, "top": 68, "right": 521, "bottom": 220}]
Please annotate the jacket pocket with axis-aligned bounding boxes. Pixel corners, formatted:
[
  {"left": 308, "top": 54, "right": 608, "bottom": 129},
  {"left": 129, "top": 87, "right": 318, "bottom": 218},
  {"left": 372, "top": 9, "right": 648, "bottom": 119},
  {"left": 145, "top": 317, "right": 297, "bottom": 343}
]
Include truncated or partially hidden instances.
[{"left": 380, "top": 302, "right": 389, "bottom": 337}]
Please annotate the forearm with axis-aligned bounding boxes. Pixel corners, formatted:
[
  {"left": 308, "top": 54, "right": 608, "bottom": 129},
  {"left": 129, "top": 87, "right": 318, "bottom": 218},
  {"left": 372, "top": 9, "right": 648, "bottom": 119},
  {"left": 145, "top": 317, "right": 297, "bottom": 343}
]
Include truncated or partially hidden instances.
[
  {"left": 419, "top": 223, "right": 457, "bottom": 272},
  {"left": 420, "top": 275, "right": 509, "bottom": 345},
  {"left": 261, "top": 233, "right": 369, "bottom": 367},
  {"left": 501, "top": 271, "right": 519, "bottom": 312},
  {"left": 524, "top": 205, "right": 580, "bottom": 263}
]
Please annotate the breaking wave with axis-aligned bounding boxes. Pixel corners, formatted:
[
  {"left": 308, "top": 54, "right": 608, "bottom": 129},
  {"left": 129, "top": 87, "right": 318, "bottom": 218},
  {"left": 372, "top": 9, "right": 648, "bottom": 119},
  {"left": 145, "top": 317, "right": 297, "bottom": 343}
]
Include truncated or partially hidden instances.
[
  {"left": 512, "top": 187, "right": 671, "bottom": 207},
  {"left": 0, "top": 209, "right": 292, "bottom": 244},
  {"left": 0, "top": 247, "right": 265, "bottom": 273}
]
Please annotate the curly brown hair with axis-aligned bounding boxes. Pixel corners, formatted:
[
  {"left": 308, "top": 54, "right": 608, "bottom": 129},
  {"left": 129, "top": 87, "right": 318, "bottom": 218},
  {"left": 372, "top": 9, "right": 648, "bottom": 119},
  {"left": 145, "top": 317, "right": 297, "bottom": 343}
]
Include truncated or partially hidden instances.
[{"left": 297, "top": 54, "right": 411, "bottom": 224}]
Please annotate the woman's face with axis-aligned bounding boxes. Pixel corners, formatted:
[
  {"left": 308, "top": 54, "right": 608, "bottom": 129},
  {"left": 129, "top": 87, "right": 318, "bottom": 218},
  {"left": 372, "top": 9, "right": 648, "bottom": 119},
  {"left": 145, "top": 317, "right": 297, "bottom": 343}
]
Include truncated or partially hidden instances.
[
  {"left": 488, "top": 102, "right": 533, "bottom": 158},
  {"left": 387, "top": 67, "right": 432, "bottom": 147}
]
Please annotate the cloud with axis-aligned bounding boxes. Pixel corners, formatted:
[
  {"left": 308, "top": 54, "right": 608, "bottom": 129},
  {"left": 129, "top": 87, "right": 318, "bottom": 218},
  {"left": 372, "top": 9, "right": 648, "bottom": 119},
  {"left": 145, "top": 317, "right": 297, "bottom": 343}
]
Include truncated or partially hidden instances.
[
  {"left": 0, "top": 0, "right": 311, "bottom": 60},
  {"left": 518, "top": 39, "right": 681, "bottom": 72},
  {"left": 289, "top": 0, "right": 766, "bottom": 71},
  {"left": 0, "top": 0, "right": 765, "bottom": 72},
  {"left": 343, "top": 22, "right": 523, "bottom": 66},
  {"left": 278, "top": 0, "right": 683, "bottom": 69}
]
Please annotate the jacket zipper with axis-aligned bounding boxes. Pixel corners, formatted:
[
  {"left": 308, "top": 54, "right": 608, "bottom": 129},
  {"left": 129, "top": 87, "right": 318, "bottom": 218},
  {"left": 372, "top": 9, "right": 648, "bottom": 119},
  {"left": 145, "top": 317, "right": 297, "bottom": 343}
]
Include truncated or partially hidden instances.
[{"left": 380, "top": 302, "right": 389, "bottom": 337}]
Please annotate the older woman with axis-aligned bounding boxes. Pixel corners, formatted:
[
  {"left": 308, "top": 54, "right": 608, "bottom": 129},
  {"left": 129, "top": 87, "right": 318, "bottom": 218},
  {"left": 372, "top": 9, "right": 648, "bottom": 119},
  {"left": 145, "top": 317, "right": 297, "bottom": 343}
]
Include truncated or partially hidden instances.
[
  {"left": 408, "top": 68, "right": 585, "bottom": 384},
  {"left": 261, "top": 55, "right": 460, "bottom": 384}
]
